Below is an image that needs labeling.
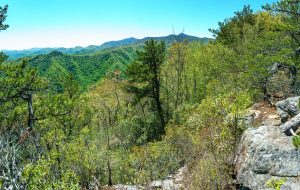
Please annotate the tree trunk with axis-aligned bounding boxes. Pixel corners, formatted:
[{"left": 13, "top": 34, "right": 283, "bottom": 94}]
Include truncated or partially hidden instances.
[
  {"left": 27, "top": 93, "right": 34, "bottom": 131},
  {"left": 153, "top": 87, "right": 165, "bottom": 133},
  {"left": 107, "top": 160, "right": 113, "bottom": 186},
  {"left": 26, "top": 93, "right": 42, "bottom": 155}
]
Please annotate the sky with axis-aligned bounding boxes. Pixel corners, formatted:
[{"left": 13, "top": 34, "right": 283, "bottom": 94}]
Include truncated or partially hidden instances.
[{"left": 0, "top": 0, "right": 277, "bottom": 50}]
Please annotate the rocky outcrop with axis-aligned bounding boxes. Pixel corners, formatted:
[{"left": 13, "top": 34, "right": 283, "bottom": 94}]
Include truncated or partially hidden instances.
[
  {"left": 266, "top": 63, "right": 296, "bottom": 100},
  {"left": 235, "top": 125, "right": 300, "bottom": 189},
  {"left": 107, "top": 167, "right": 186, "bottom": 190},
  {"left": 112, "top": 185, "right": 144, "bottom": 190},
  {"left": 280, "top": 113, "right": 300, "bottom": 136},
  {"left": 276, "top": 97, "right": 300, "bottom": 123},
  {"left": 235, "top": 97, "right": 300, "bottom": 190},
  {"left": 148, "top": 166, "right": 186, "bottom": 190}
]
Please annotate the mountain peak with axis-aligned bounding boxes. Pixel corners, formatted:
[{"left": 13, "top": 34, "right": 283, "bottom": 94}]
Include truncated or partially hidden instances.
[
  {"left": 178, "top": 33, "right": 187, "bottom": 36},
  {"left": 48, "top": 50, "right": 64, "bottom": 56}
]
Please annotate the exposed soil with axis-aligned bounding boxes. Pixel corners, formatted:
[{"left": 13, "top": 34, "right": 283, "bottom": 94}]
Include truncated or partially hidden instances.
[{"left": 251, "top": 101, "right": 280, "bottom": 127}]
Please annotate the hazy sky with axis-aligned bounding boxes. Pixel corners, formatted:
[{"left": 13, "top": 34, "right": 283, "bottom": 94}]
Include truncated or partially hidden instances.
[{"left": 0, "top": 0, "right": 277, "bottom": 50}]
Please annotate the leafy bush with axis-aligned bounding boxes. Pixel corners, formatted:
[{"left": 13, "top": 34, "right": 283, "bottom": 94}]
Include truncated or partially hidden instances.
[
  {"left": 122, "top": 141, "right": 181, "bottom": 185},
  {"left": 22, "top": 154, "right": 80, "bottom": 190}
]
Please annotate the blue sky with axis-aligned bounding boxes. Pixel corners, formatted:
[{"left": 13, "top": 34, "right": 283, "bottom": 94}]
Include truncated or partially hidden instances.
[{"left": 0, "top": 0, "right": 277, "bottom": 50}]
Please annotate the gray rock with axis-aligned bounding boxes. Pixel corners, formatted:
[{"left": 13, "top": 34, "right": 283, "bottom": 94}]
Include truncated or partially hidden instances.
[
  {"left": 235, "top": 125, "right": 300, "bottom": 190},
  {"left": 281, "top": 183, "right": 300, "bottom": 190},
  {"left": 276, "top": 97, "right": 300, "bottom": 122},
  {"left": 280, "top": 113, "right": 300, "bottom": 136},
  {"left": 266, "top": 63, "right": 295, "bottom": 101},
  {"left": 268, "top": 62, "right": 284, "bottom": 74},
  {"left": 149, "top": 180, "right": 162, "bottom": 189},
  {"left": 148, "top": 166, "right": 186, "bottom": 190},
  {"left": 113, "top": 184, "right": 144, "bottom": 190},
  {"left": 243, "top": 109, "right": 261, "bottom": 127}
]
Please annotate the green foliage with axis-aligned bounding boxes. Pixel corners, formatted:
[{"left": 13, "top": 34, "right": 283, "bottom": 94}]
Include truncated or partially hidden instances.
[
  {"left": 210, "top": 5, "right": 256, "bottom": 49},
  {"left": 0, "top": 4, "right": 8, "bottom": 31},
  {"left": 22, "top": 153, "right": 80, "bottom": 190},
  {"left": 2, "top": 2, "right": 300, "bottom": 189},
  {"left": 264, "top": 0, "right": 300, "bottom": 48},
  {"left": 41, "top": 72, "right": 92, "bottom": 141},
  {"left": 0, "top": 59, "right": 47, "bottom": 139},
  {"left": 29, "top": 47, "right": 137, "bottom": 90},
  {"left": 121, "top": 141, "right": 181, "bottom": 184},
  {"left": 126, "top": 39, "right": 166, "bottom": 101},
  {"left": 0, "top": 59, "right": 46, "bottom": 98},
  {"left": 118, "top": 116, "right": 155, "bottom": 146},
  {"left": 126, "top": 39, "right": 167, "bottom": 136},
  {"left": 292, "top": 135, "right": 300, "bottom": 149},
  {"left": 266, "top": 177, "right": 286, "bottom": 190}
]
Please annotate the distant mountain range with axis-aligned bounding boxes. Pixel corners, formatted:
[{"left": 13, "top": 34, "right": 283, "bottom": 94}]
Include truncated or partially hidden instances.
[
  {"left": 3, "top": 34, "right": 212, "bottom": 90},
  {"left": 3, "top": 33, "right": 212, "bottom": 60}
]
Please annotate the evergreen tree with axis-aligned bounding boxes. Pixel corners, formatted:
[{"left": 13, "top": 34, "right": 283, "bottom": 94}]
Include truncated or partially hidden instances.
[
  {"left": 263, "top": 0, "right": 300, "bottom": 47},
  {"left": 0, "top": 5, "right": 8, "bottom": 31},
  {"left": 209, "top": 5, "right": 256, "bottom": 50},
  {"left": 126, "top": 39, "right": 166, "bottom": 136}
]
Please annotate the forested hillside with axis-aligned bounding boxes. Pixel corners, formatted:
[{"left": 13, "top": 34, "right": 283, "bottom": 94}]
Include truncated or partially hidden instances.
[
  {"left": 0, "top": 1, "right": 300, "bottom": 190},
  {"left": 28, "top": 47, "right": 137, "bottom": 90}
]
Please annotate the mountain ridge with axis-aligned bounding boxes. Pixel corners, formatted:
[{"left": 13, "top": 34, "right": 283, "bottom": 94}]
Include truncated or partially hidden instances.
[
  {"left": 3, "top": 34, "right": 212, "bottom": 60},
  {"left": 5, "top": 33, "right": 212, "bottom": 90}
]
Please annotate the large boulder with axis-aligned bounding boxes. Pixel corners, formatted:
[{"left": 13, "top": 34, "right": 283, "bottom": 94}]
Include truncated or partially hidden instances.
[
  {"left": 276, "top": 97, "right": 300, "bottom": 123},
  {"left": 266, "top": 63, "right": 296, "bottom": 100},
  {"left": 235, "top": 125, "right": 300, "bottom": 190}
]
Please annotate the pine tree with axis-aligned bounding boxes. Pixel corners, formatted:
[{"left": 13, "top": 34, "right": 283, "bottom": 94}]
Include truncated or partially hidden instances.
[
  {"left": 263, "top": 0, "right": 300, "bottom": 47},
  {"left": 126, "top": 39, "right": 166, "bottom": 136},
  {"left": 0, "top": 5, "right": 8, "bottom": 31}
]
